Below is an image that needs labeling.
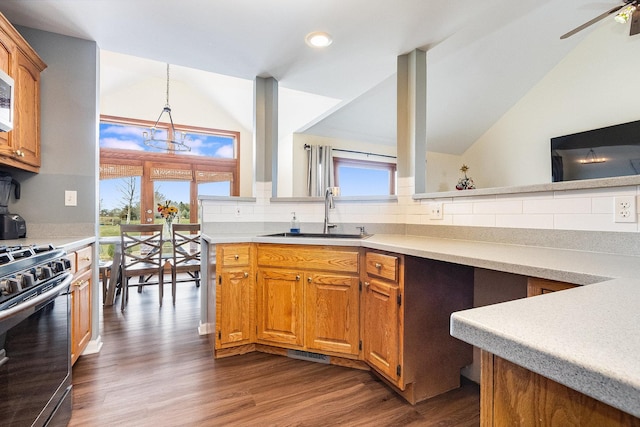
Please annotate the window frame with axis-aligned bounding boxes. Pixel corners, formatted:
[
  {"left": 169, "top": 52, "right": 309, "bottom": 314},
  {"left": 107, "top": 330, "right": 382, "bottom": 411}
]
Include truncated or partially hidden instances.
[
  {"left": 333, "top": 157, "right": 396, "bottom": 196},
  {"left": 99, "top": 115, "right": 240, "bottom": 224}
]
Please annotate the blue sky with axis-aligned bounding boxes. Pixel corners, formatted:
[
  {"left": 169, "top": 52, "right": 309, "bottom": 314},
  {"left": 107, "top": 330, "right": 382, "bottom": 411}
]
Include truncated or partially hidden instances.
[{"left": 99, "top": 122, "right": 234, "bottom": 158}]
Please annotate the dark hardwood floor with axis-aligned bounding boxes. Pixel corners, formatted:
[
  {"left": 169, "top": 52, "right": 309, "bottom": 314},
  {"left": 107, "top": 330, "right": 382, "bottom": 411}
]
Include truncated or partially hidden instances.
[{"left": 70, "top": 282, "right": 480, "bottom": 426}]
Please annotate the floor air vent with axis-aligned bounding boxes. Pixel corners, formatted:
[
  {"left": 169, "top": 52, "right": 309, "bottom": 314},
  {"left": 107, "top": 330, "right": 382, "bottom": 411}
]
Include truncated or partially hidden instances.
[{"left": 287, "top": 350, "right": 330, "bottom": 364}]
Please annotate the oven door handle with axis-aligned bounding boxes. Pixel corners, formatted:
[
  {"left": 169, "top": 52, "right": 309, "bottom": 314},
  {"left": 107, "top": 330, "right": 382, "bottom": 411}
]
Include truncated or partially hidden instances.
[{"left": 0, "top": 273, "right": 74, "bottom": 322}]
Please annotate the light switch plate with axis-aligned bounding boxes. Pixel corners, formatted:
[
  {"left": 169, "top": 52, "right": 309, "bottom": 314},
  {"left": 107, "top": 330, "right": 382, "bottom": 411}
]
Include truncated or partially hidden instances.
[{"left": 65, "top": 190, "right": 77, "bottom": 207}]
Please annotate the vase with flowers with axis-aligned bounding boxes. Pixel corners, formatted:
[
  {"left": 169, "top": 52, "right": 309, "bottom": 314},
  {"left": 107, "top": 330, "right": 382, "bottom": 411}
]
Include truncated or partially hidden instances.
[{"left": 157, "top": 200, "right": 179, "bottom": 235}]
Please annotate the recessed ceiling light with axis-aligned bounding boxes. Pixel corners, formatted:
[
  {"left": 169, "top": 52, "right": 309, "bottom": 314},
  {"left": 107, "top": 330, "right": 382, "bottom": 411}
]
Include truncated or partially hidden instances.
[{"left": 305, "top": 31, "right": 333, "bottom": 48}]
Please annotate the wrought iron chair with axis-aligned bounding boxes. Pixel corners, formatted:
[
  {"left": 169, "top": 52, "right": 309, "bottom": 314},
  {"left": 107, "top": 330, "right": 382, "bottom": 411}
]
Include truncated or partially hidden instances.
[
  {"left": 170, "top": 223, "right": 201, "bottom": 305},
  {"left": 119, "top": 224, "right": 165, "bottom": 311}
]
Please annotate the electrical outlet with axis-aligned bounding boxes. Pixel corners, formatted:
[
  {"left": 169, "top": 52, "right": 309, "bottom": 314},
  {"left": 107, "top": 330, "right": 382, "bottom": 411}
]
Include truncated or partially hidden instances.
[
  {"left": 429, "top": 202, "right": 443, "bottom": 220},
  {"left": 234, "top": 207, "right": 241, "bottom": 217},
  {"left": 614, "top": 196, "right": 637, "bottom": 223}
]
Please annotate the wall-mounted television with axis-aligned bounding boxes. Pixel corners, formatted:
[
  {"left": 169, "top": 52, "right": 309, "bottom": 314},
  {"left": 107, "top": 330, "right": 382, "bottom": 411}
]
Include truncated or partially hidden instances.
[
  {"left": 0, "top": 69, "right": 14, "bottom": 132},
  {"left": 551, "top": 119, "right": 640, "bottom": 182}
]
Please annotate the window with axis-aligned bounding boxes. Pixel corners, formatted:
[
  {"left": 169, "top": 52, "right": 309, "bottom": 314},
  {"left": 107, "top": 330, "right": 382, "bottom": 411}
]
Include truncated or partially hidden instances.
[
  {"left": 333, "top": 157, "right": 396, "bottom": 196},
  {"left": 99, "top": 116, "right": 239, "bottom": 234}
]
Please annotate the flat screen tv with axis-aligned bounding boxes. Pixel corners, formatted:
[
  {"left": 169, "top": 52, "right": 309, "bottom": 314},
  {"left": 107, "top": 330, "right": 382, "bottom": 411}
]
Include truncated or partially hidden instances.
[
  {"left": 551, "top": 120, "right": 640, "bottom": 182},
  {"left": 0, "top": 68, "right": 13, "bottom": 132}
]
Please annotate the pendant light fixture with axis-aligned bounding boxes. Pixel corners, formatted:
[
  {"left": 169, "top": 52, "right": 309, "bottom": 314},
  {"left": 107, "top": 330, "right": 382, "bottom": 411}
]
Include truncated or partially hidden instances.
[{"left": 143, "top": 63, "right": 191, "bottom": 152}]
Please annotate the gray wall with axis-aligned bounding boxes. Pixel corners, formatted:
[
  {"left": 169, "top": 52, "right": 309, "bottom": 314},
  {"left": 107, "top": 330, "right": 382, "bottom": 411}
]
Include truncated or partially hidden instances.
[{"left": 3, "top": 27, "right": 98, "bottom": 236}]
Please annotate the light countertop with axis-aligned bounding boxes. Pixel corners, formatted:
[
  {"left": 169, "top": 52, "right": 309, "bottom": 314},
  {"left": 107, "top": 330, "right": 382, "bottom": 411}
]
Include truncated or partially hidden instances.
[{"left": 204, "top": 231, "right": 640, "bottom": 417}]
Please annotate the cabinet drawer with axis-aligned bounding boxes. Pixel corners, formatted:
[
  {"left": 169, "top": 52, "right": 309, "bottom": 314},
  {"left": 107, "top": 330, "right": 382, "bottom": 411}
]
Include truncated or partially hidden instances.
[
  {"left": 75, "top": 246, "right": 93, "bottom": 272},
  {"left": 220, "top": 244, "right": 251, "bottom": 267},
  {"left": 365, "top": 251, "right": 398, "bottom": 282},
  {"left": 257, "top": 245, "right": 358, "bottom": 273}
]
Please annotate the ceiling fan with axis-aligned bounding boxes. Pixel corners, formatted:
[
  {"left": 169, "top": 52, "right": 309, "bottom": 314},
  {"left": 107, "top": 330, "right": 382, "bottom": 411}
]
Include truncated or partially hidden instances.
[{"left": 561, "top": 0, "right": 640, "bottom": 39}]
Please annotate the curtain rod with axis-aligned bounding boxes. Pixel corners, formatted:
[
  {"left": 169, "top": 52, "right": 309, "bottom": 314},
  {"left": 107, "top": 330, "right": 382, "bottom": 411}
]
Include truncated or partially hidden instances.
[{"left": 304, "top": 144, "right": 396, "bottom": 160}]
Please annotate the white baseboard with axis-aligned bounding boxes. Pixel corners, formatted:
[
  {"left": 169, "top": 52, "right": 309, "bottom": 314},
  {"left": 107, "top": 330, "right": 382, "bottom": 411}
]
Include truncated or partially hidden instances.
[
  {"left": 198, "top": 321, "right": 213, "bottom": 336},
  {"left": 82, "top": 335, "right": 103, "bottom": 355}
]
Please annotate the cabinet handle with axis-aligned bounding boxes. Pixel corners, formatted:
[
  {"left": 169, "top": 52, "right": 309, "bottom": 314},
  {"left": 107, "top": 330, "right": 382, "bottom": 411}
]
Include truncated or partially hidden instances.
[
  {"left": 307, "top": 277, "right": 312, "bottom": 283},
  {"left": 243, "top": 272, "right": 249, "bottom": 278},
  {"left": 234, "top": 254, "right": 239, "bottom": 260},
  {"left": 74, "top": 279, "right": 86, "bottom": 287},
  {"left": 296, "top": 274, "right": 300, "bottom": 281},
  {"left": 364, "top": 281, "right": 370, "bottom": 288},
  {"left": 82, "top": 256, "right": 91, "bottom": 261},
  {"left": 14, "top": 150, "right": 24, "bottom": 157},
  {"left": 375, "top": 262, "right": 382, "bottom": 269}
]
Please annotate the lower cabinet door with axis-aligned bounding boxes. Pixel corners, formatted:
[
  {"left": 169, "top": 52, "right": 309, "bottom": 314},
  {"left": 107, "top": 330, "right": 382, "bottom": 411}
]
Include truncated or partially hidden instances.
[
  {"left": 71, "top": 269, "right": 92, "bottom": 365},
  {"left": 216, "top": 269, "right": 253, "bottom": 348},
  {"left": 363, "top": 277, "right": 400, "bottom": 383},
  {"left": 256, "top": 268, "right": 304, "bottom": 347},
  {"left": 305, "top": 273, "right": 359, "bottom": 356}
]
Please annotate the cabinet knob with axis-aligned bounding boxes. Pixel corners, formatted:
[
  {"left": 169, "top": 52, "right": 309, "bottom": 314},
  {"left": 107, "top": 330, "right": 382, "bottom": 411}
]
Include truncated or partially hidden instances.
[
  {"left": 234, "top": 254, "right": 239, "bottom": 260},
  {"left": 364, "top": 281, "right": 370, "bottom": 288},
  {"left": 307, "top": 277, "right": 312, "bottom": 283},
  {"left": 296, "top": 274, "right": 300, "bottom": 281},
  {"left": 375, "top": 262, "right": 382, "bottom": 269},
  {"left": 243, "top": 272, "right": 249, "bottom": 278},
  {"left": 14, "top": 150, "right": 24, "bottom": 157}
]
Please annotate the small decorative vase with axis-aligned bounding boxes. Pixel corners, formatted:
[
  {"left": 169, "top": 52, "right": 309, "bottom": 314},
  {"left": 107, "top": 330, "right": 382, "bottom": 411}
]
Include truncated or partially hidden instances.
[{"left": 164, "top": 217, "right": 173, "bottom": 236}]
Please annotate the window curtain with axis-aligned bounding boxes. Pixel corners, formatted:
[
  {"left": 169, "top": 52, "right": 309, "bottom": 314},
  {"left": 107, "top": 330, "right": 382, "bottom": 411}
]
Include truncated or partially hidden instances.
[{"left": 306, "top": 145, "right": 334, "bottom": 196}]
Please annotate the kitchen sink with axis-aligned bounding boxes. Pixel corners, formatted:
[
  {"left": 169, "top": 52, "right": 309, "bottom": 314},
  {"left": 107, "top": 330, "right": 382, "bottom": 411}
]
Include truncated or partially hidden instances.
[{"left": 262, "top": 232, "right": 371, "bottom": 239}]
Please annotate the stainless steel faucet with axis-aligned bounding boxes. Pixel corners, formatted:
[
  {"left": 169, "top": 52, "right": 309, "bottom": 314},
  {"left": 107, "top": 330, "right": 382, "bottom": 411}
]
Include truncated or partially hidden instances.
[{"left": 323, "top": 186, "right": 340, "bottom": 234}]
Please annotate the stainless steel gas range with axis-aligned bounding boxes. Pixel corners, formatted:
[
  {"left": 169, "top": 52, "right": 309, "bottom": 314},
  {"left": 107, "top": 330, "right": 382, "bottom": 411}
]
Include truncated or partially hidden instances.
[{"left": 0, "top": 244, "right": 74, "bottom": 427}]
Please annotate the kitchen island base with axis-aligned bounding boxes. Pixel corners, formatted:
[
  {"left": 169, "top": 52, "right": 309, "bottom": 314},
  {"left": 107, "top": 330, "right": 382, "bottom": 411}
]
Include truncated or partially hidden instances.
[{"left": 481, "top": 351, "right": 640, "bottom": 426}]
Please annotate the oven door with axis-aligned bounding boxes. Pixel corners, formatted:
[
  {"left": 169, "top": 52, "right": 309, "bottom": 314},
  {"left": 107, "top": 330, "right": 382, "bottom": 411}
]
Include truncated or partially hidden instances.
[{"left": 0, "top": 273, "right": 73, "bottom": 427}]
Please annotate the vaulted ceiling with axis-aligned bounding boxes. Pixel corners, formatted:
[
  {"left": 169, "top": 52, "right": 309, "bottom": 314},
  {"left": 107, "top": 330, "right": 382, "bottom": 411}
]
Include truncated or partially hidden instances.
[{"left": 0, "top": 0, "right": 627, "bottom": 154}]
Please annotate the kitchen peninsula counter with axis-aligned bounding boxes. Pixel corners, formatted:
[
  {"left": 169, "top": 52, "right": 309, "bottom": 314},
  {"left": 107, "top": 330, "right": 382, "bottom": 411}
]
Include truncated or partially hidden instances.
[{"left": 204, "top": 232, "right": 640, "bottom": 418}]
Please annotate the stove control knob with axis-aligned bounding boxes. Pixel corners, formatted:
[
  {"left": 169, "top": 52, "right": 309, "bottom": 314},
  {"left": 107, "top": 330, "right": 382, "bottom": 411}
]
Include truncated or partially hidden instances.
[
  {"left": 52, "top": 261, "right": 65, "bottom": 273},
  {"left": 40, "top": 266, "right": 53, "bottom": 280},
  {"left": 21, "top": 273, "right": 35, "bottom": 288},
  {"left": 6, "top": 277, "right": 21, "bottom": 293},
  {"left": 0, "top": 280, "right": 9, "bottom": 295},
  {"left": 62, "top": 258, "right": 72, "bottom": 270}
]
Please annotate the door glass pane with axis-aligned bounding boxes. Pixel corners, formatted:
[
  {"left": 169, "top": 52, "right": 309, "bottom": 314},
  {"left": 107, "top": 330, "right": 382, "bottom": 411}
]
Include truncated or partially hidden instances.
[
  {"left": 154, "top": 181, "right": 190, "bottom": 224},
  {"left": 99, "top": 176, "right": 141, "bottom": 234}
]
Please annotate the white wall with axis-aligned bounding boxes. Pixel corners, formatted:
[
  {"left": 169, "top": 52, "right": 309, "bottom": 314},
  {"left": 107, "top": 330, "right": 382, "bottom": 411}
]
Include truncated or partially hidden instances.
[{"left": 461, "top": 23, "right": 640, "bottom": 189}]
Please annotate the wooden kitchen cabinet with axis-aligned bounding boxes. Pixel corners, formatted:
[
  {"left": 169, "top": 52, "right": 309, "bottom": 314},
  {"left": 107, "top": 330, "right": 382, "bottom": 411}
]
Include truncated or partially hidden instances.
[
  {"left": 0, "top": 13, "right": 46, "bottom": 172},
  {"left": 362, "top": 251, "right": 401, "bottom": 382},
  {"left": 69, "top": 244, "right": 93, "bottom": 365},
  {"left": 363, "top": 249, "right": 475, "bottom": 404},
  {"left": 256, "top": 244, "right": 360, "bottom": 358},
  {"left": 527, "top": 277, "right": 578, "bottom": 297},
  {"left": 481, "top": 351, "right": 640, "bottom": 426},
  {"left": 215, "top": 244, "right": 254, "bottom": 350}
]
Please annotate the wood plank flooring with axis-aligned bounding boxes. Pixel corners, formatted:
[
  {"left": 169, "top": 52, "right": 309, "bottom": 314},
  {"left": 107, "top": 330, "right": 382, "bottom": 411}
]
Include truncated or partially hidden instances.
[{"left": 69, "top": 283, "right": 479, "bottom": 426}]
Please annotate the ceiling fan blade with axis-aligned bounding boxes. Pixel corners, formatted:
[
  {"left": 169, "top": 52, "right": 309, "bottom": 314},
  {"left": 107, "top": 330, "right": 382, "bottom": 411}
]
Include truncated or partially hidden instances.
[
  {"left": 630, "top": 8, "right": 640, "bottom": 35},
  {"left": 560, "top": 3, "right": 627, "bottom": 39}
]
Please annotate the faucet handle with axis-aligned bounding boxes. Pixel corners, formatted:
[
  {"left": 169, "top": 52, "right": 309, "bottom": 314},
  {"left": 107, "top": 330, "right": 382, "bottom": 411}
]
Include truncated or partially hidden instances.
[{"left": 356, "top": 226, "right": 366, "bottom": 235}]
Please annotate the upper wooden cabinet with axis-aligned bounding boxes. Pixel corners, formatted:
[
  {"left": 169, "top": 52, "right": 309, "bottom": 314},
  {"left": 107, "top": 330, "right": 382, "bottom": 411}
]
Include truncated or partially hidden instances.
[{"left": 0, "top": 13, "right": 47, "bottom": 172}]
